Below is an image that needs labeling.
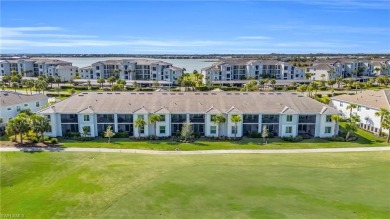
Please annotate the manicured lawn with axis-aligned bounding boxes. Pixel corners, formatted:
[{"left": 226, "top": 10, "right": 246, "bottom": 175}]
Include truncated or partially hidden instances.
[
  {"left": 1, "top": 152, "right": 389, "bottom": 218},
  {"left": 60, "top": 124, "right": 388, "bottom": 150}
]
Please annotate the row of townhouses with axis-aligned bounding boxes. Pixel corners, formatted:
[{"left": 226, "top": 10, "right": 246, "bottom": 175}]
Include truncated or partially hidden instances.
[
  {"left": 2, "top": 58, "right": 389, "bottom": 84},
  {"left": 0, "top": 91, "right": 49, "bottom": 126},
  {"left": 331, "top": 90, "right": 390, "bottom": 134},
  {"left": 307, "top": 59, "right": 390, "bottom": 81},
  {"left": 37, "top": 92, "right": 339, "bottom": 138}
]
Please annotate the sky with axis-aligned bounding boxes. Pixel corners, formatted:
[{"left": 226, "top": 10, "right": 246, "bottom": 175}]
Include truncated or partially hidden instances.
[{"left": 1, "top": 0, "right": 389, "bottom": 54}]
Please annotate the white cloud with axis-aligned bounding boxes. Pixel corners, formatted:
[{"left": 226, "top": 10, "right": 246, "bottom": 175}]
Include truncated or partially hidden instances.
[{"left": 236, "top": 36, "right": 271, "bottom": 40}]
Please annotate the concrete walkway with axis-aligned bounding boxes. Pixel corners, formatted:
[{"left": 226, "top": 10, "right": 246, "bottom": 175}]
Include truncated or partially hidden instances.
[{"left": 1, "top": 146, "right": 389, "bottom": 155}]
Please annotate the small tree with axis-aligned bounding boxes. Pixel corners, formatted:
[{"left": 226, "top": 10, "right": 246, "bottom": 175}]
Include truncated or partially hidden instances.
[
  {"left": 375, "top": 108, "right": 390, "bottom": 136},
  {"left": 134, "top": 118, "right": 146, "bottom": 137},
  {"left": 104, "top": 125, "right": 115, "bottom": 143},
  {"left": 261, "top": 125, "right": 268, "bottom": 144},
  {"left": 6, "top": 114, "right": 30, "bottom": 144},
  {"left": 148, "top": 114, "right": 162, "bottom": 136},
  {"left": 181, "top": 122, "right": 193, "bottom": 142},
  {"left": 82, "top": 126, "right": 90, "bottom": 139},
  {"left": 211, "top": 114, "right": 226, "bottom": 137},
  {"left": 346, "top": 103, "right": 357, "bottom": 118},
  {"left": 381, "top": 114, "right": 390, "bottom": 142},
  {"left": 230, "top": 115, "right": 241, "bottom": 140},
  {"left": 54, "top": 87, "right": 61, "bottom": 96},
  {"left": 331, "top": 115, "right": 343, "bottom": 139},
  {"left": 30, "top": 114, "right": 51, "bottom": 142}
]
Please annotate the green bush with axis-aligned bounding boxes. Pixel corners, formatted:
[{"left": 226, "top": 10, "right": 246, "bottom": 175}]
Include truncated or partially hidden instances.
[
  {"left": 9, "top": 136, "right": 16, "bottom": 142},
  {"left": 28, "top": 136, "right": 39, "bottom": 143},
  {"left": 50, "top": 138, "right": 58, "bottom": 144},
  {"left": 248, "top": 132, "right": 261, "bottom": 138},
  {"left": 89, "top": 86, "right": 100, "bottom": 90},
  {"left": 64, "top": 132, "right": 80, "bottom": 139},
  {"left": 140, "top": 88, "right": 155, "bottom": 91},
  {"left": 126, "top": 87, "right": 135, "bottom": 91},
  {"left": 113, "top": 132, "right": 129, "bottom": 138},
  {"left": 60, "top": 85, "right": 73, "bottom": 89},
  {"left": 196, "top": 86, "right": 210, "bottom": 91},
  {"left": 220, "top": 87, "right": 241, "bottom": 91},
  {"left": 46, "top": 93, "right": 72, "bottom": 98},
  {"left": 281, "top": 136, "right": 303, "bottom": 142},
  {"left": 74, "top": 86, "right": 89, "bottom": 90}
]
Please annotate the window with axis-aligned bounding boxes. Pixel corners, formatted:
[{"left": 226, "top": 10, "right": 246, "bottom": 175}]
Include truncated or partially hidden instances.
[
  {"left": 340, "top": 102, "right": 343, "bottom": 107},
  {"left": 36, "top": 101, "right": 40, "bottom": 107},
  {"left": 152, "top": 67, "right": 157, "bottom": 71},
  {"left": 84, "top": 115, "right": 90, "bottom": 122},
  {"left": 285, "top": 126, "right": 292, "bottom": 134},
  {"left": 24, "top": 104, "right": 28, "bottom": 107},
  {"left": 16, "top": 106, "right": 21, "bottom": 112},
  {"left": 7, "top": 107, "right": 11, "bottom": 111},
  {"left": 325, "top": 127, "right": 332, "bottom": 134},
  {"left": 231, "top": 126, "right": 237, "bottom": 134},
  {"left": 286, "top": 115, "right": 293, "bottom": 122},
  {"left": 138, "top": 115, "right": 144, "bottom": 120},
  {"left": 210, "top": 126, "right": 217, "bottom": 134},
  {"left": 83, "top": 126, "right": 91, "bottom": 134},
  {"left": 227, "top": 67, "right": 231, "bottom": 71},
  {"left": 46, "top": 115, "right": 51, "bottom": 121},
  {"left": 140, "top": 127, "right": 144, "bottom": 134},
  {"left": 326, "top": 115, "right": 332, "bottom": 122},
  {"left": 357, "top": 106, "right": 361, "bottom": 112},
  {"left": 160, "top": 115, "right": 165, "bottom": 121},
  {"left": 96, "top": 66, "right": 100, "bottom": 70},
  {"left": 159, "top": 126, "right": 166, "bottom": 134}
]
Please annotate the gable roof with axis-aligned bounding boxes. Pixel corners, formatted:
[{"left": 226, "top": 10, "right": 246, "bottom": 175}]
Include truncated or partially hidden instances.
[
  {"left": 0, "top": 91, "right": 48, "bottom": 107},
  {"left": 331, "top": 90, "right": 390, "bottom": 110}
]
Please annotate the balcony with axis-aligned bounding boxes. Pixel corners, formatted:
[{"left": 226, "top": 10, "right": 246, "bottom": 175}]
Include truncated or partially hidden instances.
[
  {"left": 61, "top": 114, "right": 78, "bottom": 123},
  {"left": 243, "top": 114, "right": 259, "bottom": 123},
  {"left": 97, "top": 114, "right": 115, "bottom": 123},
  {"left": 190, "top": 114, "right": 205, "bottom": 123},
  {"left": 171, "top": 114, "right": 187, "bottom": 123},
  {"left": 262, "top": 115, "right": 279, "bottom": 123},
  {"left": 118, "top": 114, "right": 133, "bottom": 123},
  {"left": 299, "top": 115, "right": 316, "bottom": 123}
]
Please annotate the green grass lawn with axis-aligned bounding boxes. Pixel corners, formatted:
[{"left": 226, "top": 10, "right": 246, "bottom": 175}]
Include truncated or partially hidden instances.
[
  {"left": 60, "top": 124, "right": 388, "bottom": 150},
  {"left": 1, "top": 151, "right": 389, "bottom": 218}
]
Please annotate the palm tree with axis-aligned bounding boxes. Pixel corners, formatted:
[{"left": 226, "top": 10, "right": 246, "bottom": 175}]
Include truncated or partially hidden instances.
[
  {"left": 148, "top": 114, "right": 162, "bottom": 136},
  {"left": 11, "top": 82, "right": 18, "bottom": 92},
  {"left": 27, "top": 79, "right": 34, "bottom": 95},
  {"left": 346, "top": 103, "right": 357, "bottom": 118},
  {"left": 297, "top": 84, "right": 307, "bottom": 95},
  {"left": 47, "top": 76, "right": 54, "bottom": 88},
  {"left": 6, "top": 114, "right": 30, "bottom": 144},
  {"left": 336, "top": 77, "right": 343, "bottom": 89},
  {"left": 259, "top": 79, "right": 266, "bottom": 90},
  {"left": 134, "top": 117, "right": 146, "bottom": 137},
  {"left": 270, "top": 79, "right": 276, "bottom": 90},
  {"left": 374, "top": 67, "right": 381, "bottom": 75},
  {"left": 305, "top": 72, "right": 313, "bottom": 80},
  {"left": 97, "top": 78, "right": 106, "bottom": 89},
  {"left": 375, "top": 108, "right": 390, "bottom": 136},
  {"left": 30, "top": 114, "right": 51, "bottom": 142},
  {"left": 381, "top": 114, "right": 390, "bottom": 142},
  {"left": 344, "top": 121, "right": 358, "bottom": 141},
  {"left": 230, "top": 115, "right": 241, "bottom": 140},
  {"left": 22, "top": 79, "right": 29, "bottom": 94},
  {"left": 211, "top": 114, "right": 226, "bottom": 137},
  {"left": 331, "top": 115, "right": 343, "bottom": 139}
]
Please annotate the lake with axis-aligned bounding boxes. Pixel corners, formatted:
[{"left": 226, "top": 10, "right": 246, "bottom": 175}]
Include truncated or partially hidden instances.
[{"left": 46, "top": 57, "right": 218, "bottom": 73}]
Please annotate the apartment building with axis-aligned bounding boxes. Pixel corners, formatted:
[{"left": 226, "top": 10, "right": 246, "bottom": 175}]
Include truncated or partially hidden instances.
[
  {"left": 201, "top": 59, "right": 304, "bottom": 83},
  {"left": 0, "top": 91, "right": 49, "bottom": 125},
  {"left": 331, "top": 90, "right": 390, "bottom": 134},
  {"left": 38, "top": 91, "right": 339, "bottom": 138},
  {"left": 47, "top": 65, "right": 78, "bottom": 81},
  {"left": 0, "top": 59, "right": 73, "bottom": 79},
  {"left": 84, "top": 59, "right": 184, "bottom": 83}
]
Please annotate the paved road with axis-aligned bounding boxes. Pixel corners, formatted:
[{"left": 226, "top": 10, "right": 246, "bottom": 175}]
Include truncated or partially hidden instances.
[{"left": 1, "top": 146, "right": 389, "bottom": 155}]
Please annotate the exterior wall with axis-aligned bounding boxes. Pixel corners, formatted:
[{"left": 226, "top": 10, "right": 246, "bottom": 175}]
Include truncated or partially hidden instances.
[
  {"left": 226, "top": 114, "right": 243, "bottom": 138},
  {"left": 331, "top": 99, "right": 387, "bottom": 134},
  {"left": 0, "top": 98, "right": 49, "bottom": 124},
  {"left": 317, "top": 114, "right": 337, "bottom": 138},
  {"left": 280, "top": 114, "right": 298, "bottom": 137},
  {"left": 307, "top": 67, "right": 332, "bottom": 80}
]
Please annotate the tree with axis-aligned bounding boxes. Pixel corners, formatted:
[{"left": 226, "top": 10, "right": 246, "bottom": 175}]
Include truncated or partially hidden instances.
[
  {"left": 230, "top": 115, "right": 241, "bottom": 140},
  {"left": 375, "top": 108, "right": 390, "bottom": 136},
  {"left": 297, "top": 84, "right": 307, "bottom": 95},
  {"left": 344, "top": 121, "right": 358, "bottom": 141},
  {"left": 30, "top": 114, "right": 51, "bottom": 142},
  {"left": 70, "top": 88, "right": 76, "bottom": 95},
  {"left": 6, "top": 113, "right": 30, "bottom": 144},
  {"left": 82, "top": 126, "right": 90, "bottom": 138},
  {"left": 346, "top": 103, "right": 357, "bottom": 118},
  {"left": 97, "top": 78, "right": 106, "bottom": 89},
  {"left": 134, "top": 117, "right": 146, "bottom": 137},
  {"left": 181, "top": 122, "right": 193, "bottom": 142},
  {"left": 2, "top": 75, "right": 11, "bottom": 86},
  {"left": 261, "top": 125, "right": 268, "bottom": 144},
  {"left": 211, "top": 114, "right": 226, "bottom": 137},
  {"left": 87, "top": 80, "right": 91, "bottom": 89},
  {"left": 104, "top": 125, "right": 115, "bottom": 143},
  {"left": 336, "top": 77, "right": 343, "bottom": 89},
  {"left": 54, "top": 87, "right": 62, "bottom": 96},
  {"left": 320, "top": 74, "right": 326, "bottom": 81},
  {"left": 381, "top": 114, "right": 390, "bottom": 142},
  {"left": 148, "top": 114, "right": 162, "bottom": 136},
  {"left": 27, "top": 79, "right": 35, "bottom": 95},
  {"left": 327, "top": 79, "right": 336, "bottom": 88},
  {"left": 11, "top": 82, "right": 18, "bottom": 92},
  {"left": 270, "top": 79, "right": 276, "bottom": 90},
  {"left": 55, "top": 76, "right": 61, "bottom": 87},
  {"left": 47, "top": 76, "right": 54, "bottom": 88},
  {"left": 152, "top": 80, "right": 159, "bottom": 89},
  {"left": 259, "top": 79, "right": 267, "bottom": 90},
  {"left": 305, "top": 72, "right": 313, "bottom": 80},
  {"left": 331, "top": 115, "right": 343, "bottom": 139}
]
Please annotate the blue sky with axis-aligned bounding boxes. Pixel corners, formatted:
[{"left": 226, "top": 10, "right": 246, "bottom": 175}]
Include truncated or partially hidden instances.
[{"left": 1, "top": 0, "right": 389, "bottom": 54}]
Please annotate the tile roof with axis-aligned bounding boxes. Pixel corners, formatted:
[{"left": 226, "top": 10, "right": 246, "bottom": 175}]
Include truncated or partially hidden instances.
[
  {"left": 0, "top": 91, "right": 48, "bottom": 107},
  {"left": 331, "top": 90, "right": 390, "bottom": 110},
  {"left": 38, "top": 91, "right": 338, "bottom": 115}
]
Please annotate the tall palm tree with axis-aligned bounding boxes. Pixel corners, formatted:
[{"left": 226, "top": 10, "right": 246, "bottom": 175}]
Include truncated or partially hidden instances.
[
  {"left": 97, "top": 78, "right": 106, "bottom": 89},
  {"left": 211, "top": 114, "right": 226, "bottom": 137},
  {"left": 346, "top": 103, "right": 357, "bottom": 118},
  {"left": 148, "top": 114, "right": 162, "bottom": 136},
  {"left": 134, "top": 117, "right": 146, "bottom": 137},
  {"left": 381, "top": 114, "right": 390, "bottom": 142},
  {"left": 30, "top": 114, "right": 51, "bottom": 142},
  {"left": 331, "top": 115, "right": 343, "bottom": 139},
  {"left": 375, "top": 108, "right": 390, "bottom": 136},
  {"left": 230, "top": 115, "right": 241, "bottom": 140}
]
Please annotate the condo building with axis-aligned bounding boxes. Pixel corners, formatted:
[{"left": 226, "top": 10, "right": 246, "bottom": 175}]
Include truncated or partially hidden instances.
[
  {"left": 201, "top": 60, "right": 305, "bottom": 83},
  {"left": 331, "top": 90, "right": 390, "bottom": 134},
  {"left": 80, "top": 59, "right": 184, "bottom": 83},
  {"left": 38, "top": 91, "right": 339, "bottom": 138}
]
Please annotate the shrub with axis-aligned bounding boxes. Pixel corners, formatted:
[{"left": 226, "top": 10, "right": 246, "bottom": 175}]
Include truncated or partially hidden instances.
[
  {"left": 64, "top": 132, "right": 81, "bottom": 139},
  {"left": 60, "top": 85, "right": 73, "bottom": 89},
  {"left": 196, "top": 86, "right": 210, "bottom": 91},
  {"left": 28, "top": 136, "right": 38, "bottom": 143},
  {"left": 74, "top": 86, "right": 89, "bottom": 90},
  {"left": 126, "top": 87, "right": 135, "bottom": 91},
  {"left": 44, "top": 136, "right": 50, "bottom": 141},
  {"left": 326, "top": 137, "right": 345, "bottom": 142},
  {"left": 248, "top": 132, "right": 261, "bottom": 138},
  {"left": 114, "top": 132, "right": 129, "bottom": 138},
  {"left": 46, "top": 93, "right": 72, "bottom": 98},
  {"left": 9, "top": 136, "right": 16, "bottom": 142},
  {"left": 140, "top": 88, "right": 155, "bottom": 91},
  {"left": 281, "top": 136, "right": 303, "bottom": 142},
  {"left": 89, "top": 86, "right": 100, "bottom": 90},
  {"left": 50, "top": 138, "right": 58, "bottom": 144}
]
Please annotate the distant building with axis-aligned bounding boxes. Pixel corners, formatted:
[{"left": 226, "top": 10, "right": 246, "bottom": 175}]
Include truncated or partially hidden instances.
[
  {"left": 84, "top": 59, "right": 184, "bottom": 83},
  {"left": 201, "top": 59, "right": 304, "bottom": 84},
  {"left": 331, "top": 90, "right": 390, "bottom": 134},
  {"left": 0, "top": 91, "right": 49, "bottom": 125},
  {"left": 38, "top": 91, "right": 339, "bottom": 138}
]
